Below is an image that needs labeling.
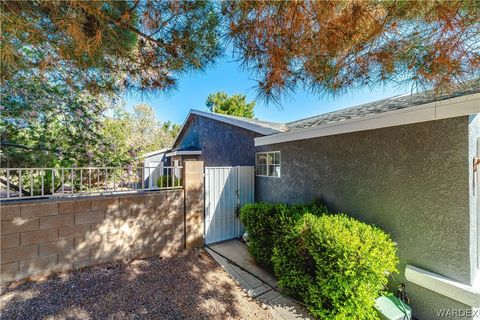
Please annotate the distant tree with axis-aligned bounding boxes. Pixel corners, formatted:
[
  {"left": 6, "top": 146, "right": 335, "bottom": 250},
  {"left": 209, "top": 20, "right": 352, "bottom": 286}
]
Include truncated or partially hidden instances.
[
  {"left": 102, "top": 104, "right": 179, "bottom": 163},
  {"left": 130, "top": 104, "right": 178, "bottom": 153},
  {"left": 206, "top": 92, "right": 255, "bottom": 118}
]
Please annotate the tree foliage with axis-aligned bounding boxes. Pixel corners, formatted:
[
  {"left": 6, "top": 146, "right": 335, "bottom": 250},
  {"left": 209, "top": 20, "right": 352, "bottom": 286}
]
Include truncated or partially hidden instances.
[
  {"left": 1, "top": 0, "right": 221, "bottom": 94},
  {"left": 2, "top": 1, "right": 478, "bottom": 100},
  {"left": 206, "top": 92, "right": 255, "bottom": 118},
  {"left": 0, "top": 71, "right": 178, "bottom": 168},
  {"left": 0, "top": 72, "right": 113, "bottom": 168},
  {"left": 101, "top": 104, "right": 179, "bottom": 165},
  {"left": 223, "top": 0, "right": 480, "bottom": 100}
]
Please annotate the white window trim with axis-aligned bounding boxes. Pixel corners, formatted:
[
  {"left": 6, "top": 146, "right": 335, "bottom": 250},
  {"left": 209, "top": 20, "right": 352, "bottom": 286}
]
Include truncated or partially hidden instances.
[
  {"left": 256, "top": 151, "right": 281, "bottom": 178},
  {"left": 405, "top": 265, "right": 480, "bottom": 307}
]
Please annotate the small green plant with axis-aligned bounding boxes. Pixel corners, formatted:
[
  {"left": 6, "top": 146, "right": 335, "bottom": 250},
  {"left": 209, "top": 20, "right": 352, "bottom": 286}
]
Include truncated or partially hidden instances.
[
  {"left": 157, "top": 175, "right": 182, "bottom": 188},
  {"left": 272, "top": 213, "right": 398, "bottom": 319}
]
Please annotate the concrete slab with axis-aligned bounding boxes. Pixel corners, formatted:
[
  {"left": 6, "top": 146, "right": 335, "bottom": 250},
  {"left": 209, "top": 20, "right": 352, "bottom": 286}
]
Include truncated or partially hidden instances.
[
  {"left": 206, "top": 240, "right": 312, "bottom": 320},
  {"left": 209, "top": 239, "right": 278, "bottom": 286}
]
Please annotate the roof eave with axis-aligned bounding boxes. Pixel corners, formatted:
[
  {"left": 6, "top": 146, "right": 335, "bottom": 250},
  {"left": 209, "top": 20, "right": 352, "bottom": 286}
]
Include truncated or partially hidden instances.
[
  {"left": 166, "top": 150, "right": 202, "bottom": 157},
  {"left": 255, "top": 92, "right": 480, "bottom": 147}
]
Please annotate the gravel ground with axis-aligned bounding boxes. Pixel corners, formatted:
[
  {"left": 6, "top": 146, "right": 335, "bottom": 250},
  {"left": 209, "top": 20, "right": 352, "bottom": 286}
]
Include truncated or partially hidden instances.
[{"left": 0, "top": 249, "right": 272, "bottom": 320}]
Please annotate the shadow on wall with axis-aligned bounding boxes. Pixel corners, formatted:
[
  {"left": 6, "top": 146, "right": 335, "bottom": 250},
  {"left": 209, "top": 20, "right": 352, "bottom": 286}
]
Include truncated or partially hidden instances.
[
  {"left": 0, "top": 249, "right": 250, "bottom": 319},
  {"left": 1, "top": 186, "right": 204, "bottom": 284}
]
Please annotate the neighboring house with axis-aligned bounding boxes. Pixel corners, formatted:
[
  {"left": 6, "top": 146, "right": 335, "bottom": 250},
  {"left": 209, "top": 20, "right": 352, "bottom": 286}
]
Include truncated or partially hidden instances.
[
  {"left": 140, "top": 148, "right": 170, "bottom": 188},
  {"left": 252, "top": 86, "right": 480, "bottom": 319},
  {"left": 168, "top": 109, "right": 285, "bottom": 167}
]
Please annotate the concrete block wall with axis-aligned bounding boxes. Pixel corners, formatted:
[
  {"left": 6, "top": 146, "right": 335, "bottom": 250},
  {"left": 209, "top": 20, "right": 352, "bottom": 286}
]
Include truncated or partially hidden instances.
[
  {"left": 0, "top": 189, "right": 186, "bottom": 284},
  {"left": 183, "top": 161, "right": 204, "bottom": 249}
]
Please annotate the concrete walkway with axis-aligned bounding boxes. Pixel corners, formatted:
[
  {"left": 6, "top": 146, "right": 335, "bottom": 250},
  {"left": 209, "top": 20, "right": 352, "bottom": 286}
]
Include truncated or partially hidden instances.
[{"left": 206, "top": 240, "right": 312, "bottom": 320}]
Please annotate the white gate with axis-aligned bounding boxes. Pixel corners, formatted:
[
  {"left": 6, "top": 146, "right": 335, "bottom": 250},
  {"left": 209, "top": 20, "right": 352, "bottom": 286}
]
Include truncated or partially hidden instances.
[{"left": 204, "top": 166, "right": 254, "bottom": 244}]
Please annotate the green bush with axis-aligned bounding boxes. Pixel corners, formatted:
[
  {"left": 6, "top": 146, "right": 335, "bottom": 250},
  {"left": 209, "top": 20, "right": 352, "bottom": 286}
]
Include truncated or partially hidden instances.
[
  {"left": 239, "top": 201, "right": 328, "bottom": 268},
  {"left": 157, "top": 175, "right": 182, "bottom": 188},
  {"left": 272, "top": 213, "right": 398, "bottom": 319}
]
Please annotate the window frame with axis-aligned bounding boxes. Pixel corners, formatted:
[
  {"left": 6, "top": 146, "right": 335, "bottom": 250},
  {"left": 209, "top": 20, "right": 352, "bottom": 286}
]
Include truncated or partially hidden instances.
[{"left": 255, "top": 151, "right": 281, "bottom": 178}]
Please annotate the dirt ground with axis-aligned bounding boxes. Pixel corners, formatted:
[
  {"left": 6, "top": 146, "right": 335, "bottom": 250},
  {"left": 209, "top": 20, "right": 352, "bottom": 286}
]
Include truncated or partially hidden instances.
[{"left": 0, "top": 249, "right": 272, "bottom": 320}]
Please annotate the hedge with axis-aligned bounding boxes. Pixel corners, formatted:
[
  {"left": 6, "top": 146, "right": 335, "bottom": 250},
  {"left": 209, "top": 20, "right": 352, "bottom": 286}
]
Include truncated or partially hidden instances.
[
  {"left": 239, "top": 201, "right": 328, "bottom": 268},
  {"left": 240, "top": 202, "right": 398, "bottom": 319}
]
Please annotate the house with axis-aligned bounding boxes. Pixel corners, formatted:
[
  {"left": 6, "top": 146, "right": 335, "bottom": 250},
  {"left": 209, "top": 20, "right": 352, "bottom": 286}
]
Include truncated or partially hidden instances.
[
  {"left": 252, "top": 86, "right": 480, "bottom": 319},
  {"left": 168, "top": 109, "right": 285, "bottom": 167},
  {"left": 140, "top": 148, "right": 170, "bottom": 188},
  {"left": 167, "top": 85, "right": 478, "bottom": 319}
]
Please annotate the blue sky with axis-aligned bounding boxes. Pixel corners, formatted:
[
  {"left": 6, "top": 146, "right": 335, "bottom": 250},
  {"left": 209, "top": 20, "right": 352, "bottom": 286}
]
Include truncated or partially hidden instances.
[{"left": 123, "top": 53, "right": 410, "bottom": 125}]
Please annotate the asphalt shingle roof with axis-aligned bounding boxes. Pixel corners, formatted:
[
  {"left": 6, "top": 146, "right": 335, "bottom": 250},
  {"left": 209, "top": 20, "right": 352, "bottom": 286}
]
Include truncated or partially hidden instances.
[{"left": 286, "top": 83, "right": 480, "bottom": 131}]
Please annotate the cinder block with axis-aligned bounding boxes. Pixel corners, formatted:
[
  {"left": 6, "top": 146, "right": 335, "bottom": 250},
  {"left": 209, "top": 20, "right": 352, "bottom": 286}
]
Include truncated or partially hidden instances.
[
  {"left": 183, "top": 161, "right": 204, "bottom": 173},
  {"left": 131, "top": 206, "right": 154, "bottom": 217},
  {"left": 90, "top": 248, "right": 122, "bottom": 262},
  {"left": 75, "top": 200, "right": 91, "bottom": 212},
  {"left": 59, "top": 224, "right": 90, "bottom": 239},
  {"left": 73, "top": 259, "right": 95, "bottom": 269},
  {"left": 1, "top": 245, "right": 38, "bottom": 264},
  {"left": 58, "top": 200, "right": 90, "bottom": 214},
  {"left": 1, "top": 234, "right": 20, "bottom": 249},
  {"left": 74, "top": 234, "right": 102, "bottom": 250},
  {"left": 169, "top": 209, "right": 184, "bottom": 222},
  {"left": 21, "top": 229, "right": 58, "bottom": 246},
  {"left": 75, "top": 210, "right": 105, "bottom": 225},
  {"left": 130, "top": 196, "right": 145, "bottom": 210},
  {"left": 1, "top": 218, "right": 39, "bottom": 235},
  {"left": 40, "top": 214, "right": 74, "bottom": 229},
  {"left": 20, "top": 203, "right": 58, "bottom": 218},
  {"left": 58, "top": 249, "right": 90, "bottom": 264},
  {"left": 154, "top": 193, "right": 167, "bottom": 205},
  {"left": 186, "top": 212, "right": 203, "bottom": 249},
  {"left": 91, "top": 198, "right": 118, "bottom": 211},
  {"left": 129, "top": 248, "right": 155, "bottom": 260},
  {"left": 102, "top": 198, "right": 119, "bottom": 214},
  {"left": 39, "top": 239, "right": 74, "bottom": 256},
  {"left": 1, "top": 262, "right": 19, "bottom": 282},
  {"left": 19, "top": 254, "right": 57, "bottom": 275},
  {"left": 58, "top": 201, "right": 75, "bottom": 214},
  {"left": 107, "top": 199, "right": 130, "bottom": 218},
  {"left": 0, "top": 205, "right": 20, "bottom": 220},
  {"left": 144, "top": 194, "right": 155, "bottom": 206}
]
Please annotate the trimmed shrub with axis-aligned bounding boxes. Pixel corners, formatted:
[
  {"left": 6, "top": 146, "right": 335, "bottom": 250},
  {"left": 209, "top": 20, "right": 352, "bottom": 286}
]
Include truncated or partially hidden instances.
[
  {"left": 239, "top": 201, "right": 328, "bottom": 268},
  {"left": 272, "top": 213, "right": 398, "bottom": 319}
]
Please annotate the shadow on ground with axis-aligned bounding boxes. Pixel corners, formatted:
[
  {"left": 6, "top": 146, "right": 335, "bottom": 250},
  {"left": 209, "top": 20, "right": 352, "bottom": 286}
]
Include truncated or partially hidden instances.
[{"left": 0, "top": 249, "right": 271, "bottom": 320}]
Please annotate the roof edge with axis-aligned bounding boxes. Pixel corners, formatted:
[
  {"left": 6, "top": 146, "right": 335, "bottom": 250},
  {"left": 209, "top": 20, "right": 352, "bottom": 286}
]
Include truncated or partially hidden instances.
[
  {"left": 140, "top": 148, "right": 170, "bottom": 158},
  {"left": 255, "top": 92, "right": 480, "bottom": 146},
  {"left": 190, "top": 110, "right": 285, "bottom": 135},
  {"left": 171, "top": 109, "right": 286, "bottom": 149}
]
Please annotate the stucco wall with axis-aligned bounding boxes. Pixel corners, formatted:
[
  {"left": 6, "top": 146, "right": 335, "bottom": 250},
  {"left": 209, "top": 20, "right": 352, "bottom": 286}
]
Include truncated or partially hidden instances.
[
  {"left": 469, "top": 114, "right": 480, "bottom": 283},
  {"left": 256, "top": 116, "right": 473, "bottom": 319},
  {"left": 176, "top": 115, "right": 261, "bottom": 167}
]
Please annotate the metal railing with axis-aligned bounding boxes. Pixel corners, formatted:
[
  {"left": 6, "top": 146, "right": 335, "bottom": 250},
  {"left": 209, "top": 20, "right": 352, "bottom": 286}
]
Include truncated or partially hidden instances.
[{"left": 0, "top": 166, "right": 183, "bottom": 200}]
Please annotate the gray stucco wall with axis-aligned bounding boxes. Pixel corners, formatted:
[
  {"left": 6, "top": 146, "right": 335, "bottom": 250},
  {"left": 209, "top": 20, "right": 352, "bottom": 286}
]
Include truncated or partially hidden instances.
[
  {"left": 176, "top": 115, "right": 261, "bottom": 167},
  {"left": 469, "top": 114, "right": 480, "bottom": 283},
  {"left": 256, "top": 116, "right": 474, "bottom": 319}
]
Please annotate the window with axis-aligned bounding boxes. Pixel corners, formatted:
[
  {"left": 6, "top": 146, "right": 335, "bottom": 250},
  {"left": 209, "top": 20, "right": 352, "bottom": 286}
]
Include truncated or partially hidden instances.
[{"left": 256, "top": 151, "right": 281, "bottom": 177}]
